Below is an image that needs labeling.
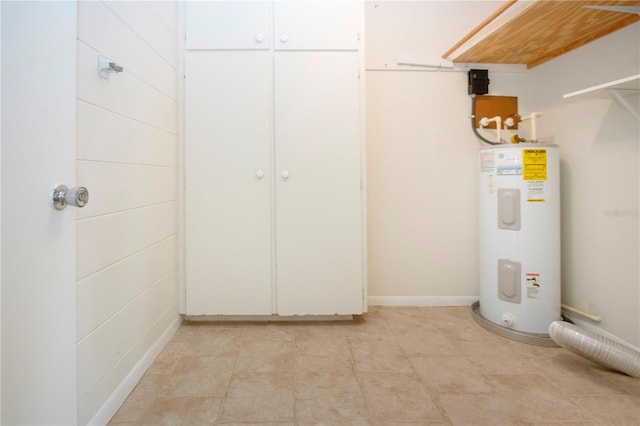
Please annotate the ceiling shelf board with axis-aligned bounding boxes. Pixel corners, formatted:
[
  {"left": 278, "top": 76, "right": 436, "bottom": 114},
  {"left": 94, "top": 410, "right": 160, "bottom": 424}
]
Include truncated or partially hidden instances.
[{"left": 443, "top": 0, "right": 640, "bottom": 69}]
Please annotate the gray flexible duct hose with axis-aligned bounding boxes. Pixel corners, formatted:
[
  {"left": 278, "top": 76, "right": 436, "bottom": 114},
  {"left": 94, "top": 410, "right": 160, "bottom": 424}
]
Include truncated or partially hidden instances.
[{"left": 549, "top": 321, "right": 640, "bottom": 378}]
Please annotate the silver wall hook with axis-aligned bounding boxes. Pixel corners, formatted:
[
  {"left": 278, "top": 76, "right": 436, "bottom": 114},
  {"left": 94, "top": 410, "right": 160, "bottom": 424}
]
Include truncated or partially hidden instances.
[{"left": 98, "top": 56, "right": 124, "bottom": 79}]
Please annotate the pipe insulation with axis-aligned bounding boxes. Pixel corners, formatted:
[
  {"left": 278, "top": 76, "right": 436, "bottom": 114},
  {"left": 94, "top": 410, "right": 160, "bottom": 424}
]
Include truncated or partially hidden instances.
[{"left": 548, "top": 321, "right": 640, "bottom": 378}]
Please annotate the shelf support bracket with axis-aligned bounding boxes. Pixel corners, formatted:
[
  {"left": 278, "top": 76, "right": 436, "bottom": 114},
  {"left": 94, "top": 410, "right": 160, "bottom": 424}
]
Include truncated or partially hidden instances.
[{"left": 608, "top": 89, "right": 640, "bottom": 123}]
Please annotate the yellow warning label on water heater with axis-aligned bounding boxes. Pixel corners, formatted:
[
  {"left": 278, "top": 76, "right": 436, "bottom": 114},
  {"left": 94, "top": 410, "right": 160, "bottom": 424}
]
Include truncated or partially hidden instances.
[{"left": 523, "top": 149, "right": 547, "bottom": 181}]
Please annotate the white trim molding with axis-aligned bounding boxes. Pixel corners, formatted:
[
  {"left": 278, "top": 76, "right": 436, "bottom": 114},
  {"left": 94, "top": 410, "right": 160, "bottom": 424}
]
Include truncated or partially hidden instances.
[
  {"left": 87, "top": 316, "right": 182, "bottom": 426},
  {"left": 368, "top": 296, "right": 479, "bottom": 307}
]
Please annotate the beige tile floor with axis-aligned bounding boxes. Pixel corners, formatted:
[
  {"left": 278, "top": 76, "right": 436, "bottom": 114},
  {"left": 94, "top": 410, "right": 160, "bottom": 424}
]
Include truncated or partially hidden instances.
[{"left": 109, "top": 306, "right": 640, "bottom": 425}]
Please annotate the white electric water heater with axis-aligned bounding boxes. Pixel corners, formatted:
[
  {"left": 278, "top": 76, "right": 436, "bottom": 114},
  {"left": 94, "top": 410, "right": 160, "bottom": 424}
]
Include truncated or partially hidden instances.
[{"left": 475, "top": 144, "right": 561, "bottom": 340}]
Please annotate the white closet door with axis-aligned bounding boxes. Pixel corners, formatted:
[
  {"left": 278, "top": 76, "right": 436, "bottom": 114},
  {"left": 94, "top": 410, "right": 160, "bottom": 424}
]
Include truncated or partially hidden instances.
[
  {"left": 185, "top": 51, "right": 272, "bottom": 315},
  {"left": 274, "top": 52, "right": 363, "bottom": 315},
  {"left": 185, "top": 1, "right": 272, "bottom": 50},
  {"left": 273, "top": 1, "right": 360, "bottom": 51}
]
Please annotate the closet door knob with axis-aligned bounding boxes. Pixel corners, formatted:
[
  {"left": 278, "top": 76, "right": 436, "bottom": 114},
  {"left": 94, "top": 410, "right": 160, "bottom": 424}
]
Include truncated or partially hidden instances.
[
  {"left": 256, "top": 169, "right": 264, "bottom": 179},
  {"left": 255, "top": 33, "right": 265, "bottom": 43},
  {"left": 280, "top": 34, "right": 289, "bottom": 43},
  {"left": 281, "top": 169, "right": 290, "bottom": 179}
]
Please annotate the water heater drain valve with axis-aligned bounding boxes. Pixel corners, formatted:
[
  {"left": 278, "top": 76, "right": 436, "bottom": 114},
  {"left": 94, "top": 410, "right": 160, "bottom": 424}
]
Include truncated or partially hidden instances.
[{"left": 502, "top": 312, "right": 516, "bottom": 327}]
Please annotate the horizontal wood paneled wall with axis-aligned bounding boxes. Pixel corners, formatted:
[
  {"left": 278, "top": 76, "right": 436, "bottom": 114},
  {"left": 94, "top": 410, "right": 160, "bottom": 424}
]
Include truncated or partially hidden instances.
[{"left": 75, "top": 1, "right": 179, "bottom": 423}]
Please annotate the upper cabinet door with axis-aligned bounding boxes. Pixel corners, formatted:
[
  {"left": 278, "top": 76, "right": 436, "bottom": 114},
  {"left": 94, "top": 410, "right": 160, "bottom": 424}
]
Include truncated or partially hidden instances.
[
  {"left": 185, "top": 1, "right": 272, "bottom": 50},
  {"left": 274, "top": 1, "right": 361, "bottom": 51}
]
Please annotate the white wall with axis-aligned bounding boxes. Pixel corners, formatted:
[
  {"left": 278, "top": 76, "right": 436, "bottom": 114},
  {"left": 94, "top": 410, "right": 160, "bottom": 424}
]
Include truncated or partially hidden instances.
[
  {"left": 527, "top": 23, "right": 640, "bottom": 347},
  {"left": 365, "top": 1, "right": 530, "bottom": 304},
  {"left": 75, "top": 1, "right": 180, "bottom": 423}
]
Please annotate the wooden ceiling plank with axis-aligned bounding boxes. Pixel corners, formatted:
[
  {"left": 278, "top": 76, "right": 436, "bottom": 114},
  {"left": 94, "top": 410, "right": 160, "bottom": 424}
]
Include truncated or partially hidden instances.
[
  {"left": 447, "top": 0, "right": 640, "bottom": 68},
  {"left": 527, "top": 12, "right": 640, "bottom": 68},
  {"left": 441, "top": 0, "right": 518, "bottom": 59}
]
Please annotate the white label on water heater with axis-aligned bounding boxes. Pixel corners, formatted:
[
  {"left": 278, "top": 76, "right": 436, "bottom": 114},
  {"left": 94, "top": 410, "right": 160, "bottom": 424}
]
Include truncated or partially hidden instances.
[
  {"left": 480, "top": 151, "right": 495, "bottom": 173},
  {"left": 496, "top": 151, "right": 522, "bottom": 175},
  {"left": 527, "top": 180, "right": 545, "bottom": 202},
  {"left": 526, "top": 273, "right": 541, "bottom": 299},
  {"left": 486, "top": 174, "right": 495, "bottom": 194}
]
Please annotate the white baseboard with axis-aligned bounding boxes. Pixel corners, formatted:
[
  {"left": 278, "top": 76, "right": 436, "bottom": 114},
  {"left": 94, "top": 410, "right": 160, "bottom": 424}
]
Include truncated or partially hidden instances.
[
  {"left": 87, "top": 315, "right": 182, "bottom": 426},
  {"left": 187, "top": 314, "right": 353, "bottom": 321},
  {"left": 368, "top": 296, "right": 479, "bottom": 307}
]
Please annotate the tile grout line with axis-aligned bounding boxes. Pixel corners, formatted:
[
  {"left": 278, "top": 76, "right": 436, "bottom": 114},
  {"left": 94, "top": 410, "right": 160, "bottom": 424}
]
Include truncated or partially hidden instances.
[
  {"left": 293, "top": 331, "right": 299, "bottom": 426},
  {"left": 348, "top": 321, "right": 381, "bottom": 425},
  {"left": 217, "top": 326, "right": 245, "bottom": 425}
]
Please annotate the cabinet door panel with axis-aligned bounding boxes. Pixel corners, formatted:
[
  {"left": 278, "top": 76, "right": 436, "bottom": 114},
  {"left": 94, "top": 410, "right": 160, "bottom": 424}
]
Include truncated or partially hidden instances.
[
  {"left": 275, "top": 52, "right": 363, "bottom": 315},
  {"left": 185, "top": 51, "right": 272, "bottom": 315},
  {"left": 185, "top": 1, "right": 271, "bottom": 50},
  {"left": 274, "top": 1, "right": 360, "bottom": 50}
]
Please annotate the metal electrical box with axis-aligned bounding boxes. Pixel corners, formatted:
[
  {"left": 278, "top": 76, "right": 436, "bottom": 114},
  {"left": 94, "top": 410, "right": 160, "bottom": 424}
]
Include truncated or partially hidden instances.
[{"left": 468, "top": 69, "right": 489, "bottom": 94}]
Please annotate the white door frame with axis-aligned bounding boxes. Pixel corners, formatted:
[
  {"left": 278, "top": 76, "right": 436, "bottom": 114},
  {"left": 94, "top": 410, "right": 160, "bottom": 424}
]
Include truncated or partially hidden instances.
[
  {"left": 0, "top": 1, "right": 3, "bottom": 418},
  {"left": 1, "top": 2, "right": 78, "bottom": 424}
]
